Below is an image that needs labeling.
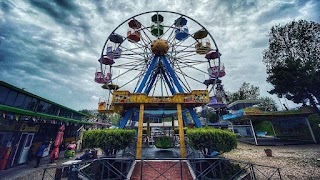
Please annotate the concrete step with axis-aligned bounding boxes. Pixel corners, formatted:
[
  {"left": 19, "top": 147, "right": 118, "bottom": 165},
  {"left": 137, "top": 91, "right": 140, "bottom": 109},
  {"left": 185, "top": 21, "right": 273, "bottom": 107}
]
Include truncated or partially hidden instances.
[{"left": 130, "top": 160, "right": 194, "bottom": 180}]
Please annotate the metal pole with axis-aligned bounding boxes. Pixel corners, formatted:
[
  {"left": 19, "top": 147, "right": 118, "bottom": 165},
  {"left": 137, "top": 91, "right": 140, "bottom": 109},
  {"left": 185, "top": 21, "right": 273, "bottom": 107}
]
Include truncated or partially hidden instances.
[
  {"left": 250, "top": 164, "right": 257, "bottom": 180},
  {"left": 41, "top": 169, "right": 46, "bottom": 180},
  {"left": 305, "top": 117, "right": 317, "bottom": 143},
  {"left": 249, "top": 119, "right": 258, "bottom": 145},
  {"left": 278, "top": 168, "right": 282, "bottom": 179},
  {"left": 270, "top": 121, "right": 277, "bottom": 137}
]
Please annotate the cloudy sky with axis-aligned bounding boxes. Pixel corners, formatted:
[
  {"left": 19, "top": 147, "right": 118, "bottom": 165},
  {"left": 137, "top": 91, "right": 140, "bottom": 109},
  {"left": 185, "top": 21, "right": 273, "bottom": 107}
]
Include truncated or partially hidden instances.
[{"left": 0, "top": 0, "right": 319, "bottom": 111}]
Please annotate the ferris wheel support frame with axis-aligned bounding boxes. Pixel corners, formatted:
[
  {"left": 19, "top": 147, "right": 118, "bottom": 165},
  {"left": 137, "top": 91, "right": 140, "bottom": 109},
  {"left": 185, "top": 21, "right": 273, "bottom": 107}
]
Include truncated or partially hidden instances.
[{"left": 118, "top": 55, "right": 202, "bottom": 129}]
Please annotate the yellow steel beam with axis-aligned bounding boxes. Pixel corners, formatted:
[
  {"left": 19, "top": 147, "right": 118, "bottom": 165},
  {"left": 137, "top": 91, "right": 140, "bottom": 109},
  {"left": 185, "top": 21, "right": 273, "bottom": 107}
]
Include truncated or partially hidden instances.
[
  {"left": 136, "top": 104, "right": 144, "bottom": 159},
  {"left": 177, "top": 103, "right": 186, "bottom": 158}
]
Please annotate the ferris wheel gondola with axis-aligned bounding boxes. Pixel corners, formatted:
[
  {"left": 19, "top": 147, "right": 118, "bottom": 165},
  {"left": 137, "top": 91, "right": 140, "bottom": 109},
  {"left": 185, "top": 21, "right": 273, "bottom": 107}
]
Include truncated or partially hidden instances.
[{"left": 94, "top": 11, "right": 228, "bottom": 154}]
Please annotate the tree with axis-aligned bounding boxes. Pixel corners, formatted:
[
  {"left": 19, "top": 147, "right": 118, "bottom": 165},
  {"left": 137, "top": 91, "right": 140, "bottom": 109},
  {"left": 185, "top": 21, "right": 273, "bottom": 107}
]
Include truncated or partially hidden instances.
[
  {"left": 226, "top": 82, "right": 260, "bottom": 102},
  {"left": 79, "top": 109, "right": 92, "bottom": 115},
  {"left": 257, "top": 97, "right": 278, "bottom": 111},
  {"left": 263, "top": 20, "right": 320, "bottom": 112}
]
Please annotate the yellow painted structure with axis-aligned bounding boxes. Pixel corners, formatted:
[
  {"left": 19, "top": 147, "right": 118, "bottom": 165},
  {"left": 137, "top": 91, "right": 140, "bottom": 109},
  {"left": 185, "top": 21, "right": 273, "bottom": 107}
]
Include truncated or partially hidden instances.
[
  {"left": 111, "top": 90, "right": 209, "bottom": 114},
  {"left": 110, "top": 90, "right": 209, "bottom": 158},
  {"left": 177, "top": 104, "right": 186, "bottom": 158},
  {"left": 136, "top": 104, "right": 144, "bottom": 159}
]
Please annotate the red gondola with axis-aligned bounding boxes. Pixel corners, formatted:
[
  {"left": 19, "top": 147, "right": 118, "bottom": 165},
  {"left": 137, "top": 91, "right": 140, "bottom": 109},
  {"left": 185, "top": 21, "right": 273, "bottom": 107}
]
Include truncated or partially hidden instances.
[
  {"left": 205, "top": 51, "right": 221, "bottom": 59},
  {"left": 127, "top": 19, "right": 141, "bottom": 42}
]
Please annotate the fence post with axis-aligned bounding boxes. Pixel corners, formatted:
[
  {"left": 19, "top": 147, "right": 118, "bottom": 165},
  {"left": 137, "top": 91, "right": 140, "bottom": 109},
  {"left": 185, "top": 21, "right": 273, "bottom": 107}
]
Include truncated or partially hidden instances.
[
  {"left": 219, "top": 159, "right": 223, "bottom": 179},
  {"left": 54, "top": 167, "right": 63, "bottom": 180},
  {"left": 41, "top": 168, "right": 47, "bottom": 180},
  {"left": 250, "top": 164, "right": 257, "bottom": 180},
  {"left": 278, "top": 168, "right": 282, "bottom": 180},
  {"left": 101, "top": 160, "right": 105, "bottom": 180},
  {"left": 68, "top": 163, "right": 79, "bottom": 180}
]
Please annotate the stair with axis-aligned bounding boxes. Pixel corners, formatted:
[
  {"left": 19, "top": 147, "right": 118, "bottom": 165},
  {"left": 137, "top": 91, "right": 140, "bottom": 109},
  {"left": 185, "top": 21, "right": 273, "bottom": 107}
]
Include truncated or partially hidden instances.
[{"left": 130, "top": 160, "right": 194, "bottom": 180}]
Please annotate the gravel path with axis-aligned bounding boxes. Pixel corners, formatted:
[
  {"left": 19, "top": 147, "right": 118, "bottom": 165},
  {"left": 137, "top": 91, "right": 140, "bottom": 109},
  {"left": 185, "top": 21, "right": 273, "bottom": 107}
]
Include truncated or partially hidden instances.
[
  {"left": 1, "top": 144, "right": 319, "bottom": 179},
  {"left": 222, "top": 142, "right": 320, "bottom": 180}
]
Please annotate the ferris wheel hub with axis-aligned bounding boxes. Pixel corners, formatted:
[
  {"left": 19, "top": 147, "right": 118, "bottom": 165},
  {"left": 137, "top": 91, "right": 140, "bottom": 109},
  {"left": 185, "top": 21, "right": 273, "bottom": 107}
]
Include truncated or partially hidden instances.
[{"left": 151, "top": 39, "right": 169, "bottom": 55}]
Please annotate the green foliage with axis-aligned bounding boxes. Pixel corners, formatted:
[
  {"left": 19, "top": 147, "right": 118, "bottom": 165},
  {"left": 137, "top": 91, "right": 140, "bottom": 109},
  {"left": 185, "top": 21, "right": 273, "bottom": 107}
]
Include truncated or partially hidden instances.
[
  {"left": 263, "top": 20, "right": 320, "bottom": 109},
  {"left": 308, "top": 114, "right": 320, "bottom": 142},
  {"left": 83, "top": 129, "right": 135, "bottom": 155},
  {"left": 174, "top": 127, "right": 187, "bottom": 134},
  {"left": 226, "top": 82, "right": 260, "bottom": 102},
  {"left": 253, "top": 121, "right": 275, "bottom": 136},
  {"left": 78, "top": 109, "right": 92, "bottom": 115},
  {"left": 154, "top": 136, "right": 172, "bottom": 149},
  {"left": 187, "top": 128, "right": 237, "bottom": 154},
  {"left": 257, "top": 97, "right": 278, "bottom": 111}
]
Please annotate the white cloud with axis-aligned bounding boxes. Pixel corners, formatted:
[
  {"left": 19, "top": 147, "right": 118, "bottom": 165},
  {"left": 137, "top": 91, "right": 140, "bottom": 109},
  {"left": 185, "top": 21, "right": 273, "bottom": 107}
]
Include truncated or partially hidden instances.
[{"left": 0, "top": 0, "right": 318, "bottom": 110}]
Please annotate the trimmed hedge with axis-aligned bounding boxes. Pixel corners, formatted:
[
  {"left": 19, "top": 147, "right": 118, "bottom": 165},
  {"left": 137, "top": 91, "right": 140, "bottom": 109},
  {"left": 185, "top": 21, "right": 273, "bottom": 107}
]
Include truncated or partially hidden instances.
[
  {"left": 187, "top": 128, "right": 237, "bottom": 154},
  {"left": 83, "top": 129, "right": 135, "bottom": 156}
]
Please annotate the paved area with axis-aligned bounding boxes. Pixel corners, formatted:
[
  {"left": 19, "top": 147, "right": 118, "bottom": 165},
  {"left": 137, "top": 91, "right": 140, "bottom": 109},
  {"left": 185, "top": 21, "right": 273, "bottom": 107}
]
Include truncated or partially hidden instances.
[{"left": 0, "top": 150, "right": 86, "bottom": 180}]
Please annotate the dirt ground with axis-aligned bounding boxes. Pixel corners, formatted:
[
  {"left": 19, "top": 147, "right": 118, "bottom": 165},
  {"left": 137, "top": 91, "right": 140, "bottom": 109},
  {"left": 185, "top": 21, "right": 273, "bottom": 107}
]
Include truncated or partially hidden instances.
[
  {"left": 222, "top": 142, "right": 320, "bottom": 180},
  {"left": 1, "top": 143, "right": 319, "bottom": 180}
]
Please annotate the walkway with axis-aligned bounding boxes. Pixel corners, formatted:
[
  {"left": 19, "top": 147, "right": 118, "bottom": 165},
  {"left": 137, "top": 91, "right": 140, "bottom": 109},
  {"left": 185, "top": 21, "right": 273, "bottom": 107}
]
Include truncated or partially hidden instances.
[
  {"left": 0, "top": 150, "right": 87, "bottom": 180},
  {"left": 130, "top": 160, "right": 194, "bottom": 180}
]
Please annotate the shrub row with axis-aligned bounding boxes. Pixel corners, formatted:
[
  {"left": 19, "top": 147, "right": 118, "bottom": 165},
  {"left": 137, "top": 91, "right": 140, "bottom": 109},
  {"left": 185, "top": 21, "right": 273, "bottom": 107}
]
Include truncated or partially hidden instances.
[
  {"left": 187, "top": 128, "right": 237, "bottom": 154},
  {"left": 83, "top": 129, "right": 135, "bottom": 155}
]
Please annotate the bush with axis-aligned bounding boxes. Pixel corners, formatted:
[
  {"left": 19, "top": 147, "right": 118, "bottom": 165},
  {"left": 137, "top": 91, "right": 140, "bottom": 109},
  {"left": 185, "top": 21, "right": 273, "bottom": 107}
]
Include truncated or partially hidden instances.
[
  {"left": 253, "top": 121, "right": 275, "bottom": 136},
  {"left": 187, "top": 127, "right": 237, "bottom": 154},
  {"left": 174, "top": 127, "right": 188, "bottom": 134},
  {"left": 83, "top": 129, "right": 135, "bottom": 156}
]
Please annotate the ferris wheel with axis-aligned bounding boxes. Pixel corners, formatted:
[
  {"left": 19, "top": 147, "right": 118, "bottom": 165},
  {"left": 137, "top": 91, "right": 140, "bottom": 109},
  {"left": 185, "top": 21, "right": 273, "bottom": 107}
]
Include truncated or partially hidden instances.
[{"left": 95, "top": 11, "right": 226, "bottom": 113}]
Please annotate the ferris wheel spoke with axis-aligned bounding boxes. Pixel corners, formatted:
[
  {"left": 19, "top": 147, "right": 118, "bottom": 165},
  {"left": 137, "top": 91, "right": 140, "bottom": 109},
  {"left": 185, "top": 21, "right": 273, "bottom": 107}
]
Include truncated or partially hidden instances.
[
  {"left": 120, "top": 46, "right": 149, "bottom": 59},
  {"left": 175, "top": 59, "right": 208, "bottom": 75},
  {"left": 173, "top": 63, "right": 192, "bottom": 92},
  {"left": 118, "top": 71, "right": 144, "bottom": 89},
  {"left": 112, "top": 62, "right": 144, "bottom": 68},
  {"left": 175, "top": 58, "right": 208, "bottom": 64},
  {"left": 111, "top": 61, "right": 145, "bottom": 81},
  {"left": 174, "top": 52, "right": 198, "bottom": 59},
  {"left": 175, "top": 70, "right": 204, "bottom": 85}
]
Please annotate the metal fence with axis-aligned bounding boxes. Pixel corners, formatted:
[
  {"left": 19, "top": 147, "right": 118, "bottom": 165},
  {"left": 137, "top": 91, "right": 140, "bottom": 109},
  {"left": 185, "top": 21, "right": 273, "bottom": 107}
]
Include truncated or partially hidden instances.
[{"left": 41, "top": 157, "right": 282, "bottom": 180}]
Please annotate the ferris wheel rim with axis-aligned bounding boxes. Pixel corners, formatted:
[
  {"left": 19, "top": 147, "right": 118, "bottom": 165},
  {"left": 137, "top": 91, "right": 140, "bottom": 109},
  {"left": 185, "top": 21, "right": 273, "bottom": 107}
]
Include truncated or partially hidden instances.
[
  {"left": 100, "top": 10, "right": 221, "bottom": 66},
  {"left": 97, "top": 11, "right": 223, "bottom": 94}
]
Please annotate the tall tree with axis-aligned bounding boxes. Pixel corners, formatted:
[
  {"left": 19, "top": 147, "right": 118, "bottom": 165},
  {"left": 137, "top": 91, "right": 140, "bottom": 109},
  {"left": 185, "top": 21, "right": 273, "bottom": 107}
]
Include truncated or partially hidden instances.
[
  {"left": 263, "top": 20, "right": 320, "bottom": 111},
  {"left": 257, "top": 97, "right": 278, "bottom": 111},
  {"left": 227, "top": 82, "right": 260, "bottom": 102}
]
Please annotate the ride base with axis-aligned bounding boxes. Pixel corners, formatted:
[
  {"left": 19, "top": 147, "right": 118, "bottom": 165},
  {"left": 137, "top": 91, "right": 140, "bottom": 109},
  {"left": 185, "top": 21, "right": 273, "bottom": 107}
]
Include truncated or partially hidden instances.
[{"left": 111, "top": 90, "right": 209, "bottom": 158}]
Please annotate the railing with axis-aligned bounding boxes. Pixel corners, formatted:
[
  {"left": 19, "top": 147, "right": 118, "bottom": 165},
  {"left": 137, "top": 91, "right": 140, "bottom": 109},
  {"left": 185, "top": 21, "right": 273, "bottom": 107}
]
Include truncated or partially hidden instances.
[
  {"left": 41, "top": 158, "right": 134, "bottom": 180},
  {"left": 41, "top": 157, "right": 282, "bottom": 180},
  {"left": 188, "top": 158, "right": 282, "bottom": 180}
]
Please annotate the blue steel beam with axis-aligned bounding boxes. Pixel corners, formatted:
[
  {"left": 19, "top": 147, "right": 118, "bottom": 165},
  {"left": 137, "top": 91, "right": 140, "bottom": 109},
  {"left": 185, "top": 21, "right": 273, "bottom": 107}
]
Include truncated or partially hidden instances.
[
  {"left": 182, "top": 111, "right": 189, "bottom": 126},
  {"left": 188, "top": 108, "right": 202, "bottom": 128},
  {"left": 119, "top": 108, "right": 134, "bottom": 128},
  {"left": 160, "top": 56, "right": 184, "bottom": 93},
  {"left": 161, "top": 68, "right": 176, "bottom": 94},
  {"left": 145, "top": 69, "right": 159, "bottom": 94},
  {"left": 136, "top": 56, "right": 159, "bottom": 93}
]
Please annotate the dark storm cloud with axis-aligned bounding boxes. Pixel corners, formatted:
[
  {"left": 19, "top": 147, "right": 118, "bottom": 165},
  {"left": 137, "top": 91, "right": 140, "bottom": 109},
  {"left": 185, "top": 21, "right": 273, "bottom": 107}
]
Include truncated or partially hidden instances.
[
  {"left": 0, "top": 1, "right": 11, "bottom": 13},
  {"left": 28, "top": 0, "right": 91, "bottom": 35}
]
